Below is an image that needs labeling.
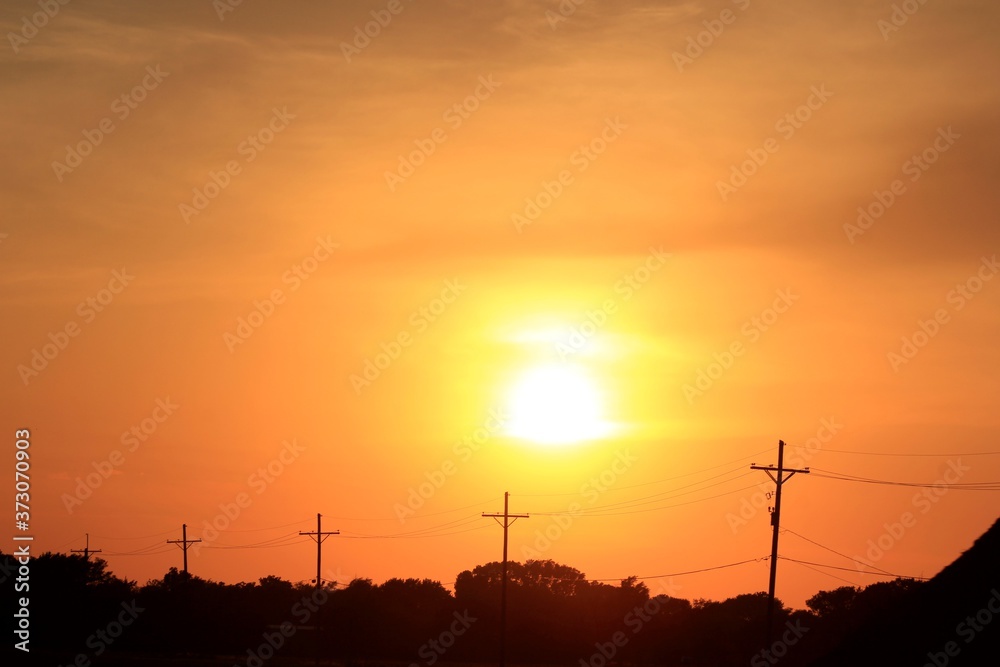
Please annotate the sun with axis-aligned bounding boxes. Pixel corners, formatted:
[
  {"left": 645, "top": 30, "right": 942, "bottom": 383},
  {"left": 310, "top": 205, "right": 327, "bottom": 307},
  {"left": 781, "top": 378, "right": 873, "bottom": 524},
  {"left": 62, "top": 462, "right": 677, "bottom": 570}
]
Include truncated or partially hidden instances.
[{"left": 504, "top": 364, "right": 613, "bottom": 446}]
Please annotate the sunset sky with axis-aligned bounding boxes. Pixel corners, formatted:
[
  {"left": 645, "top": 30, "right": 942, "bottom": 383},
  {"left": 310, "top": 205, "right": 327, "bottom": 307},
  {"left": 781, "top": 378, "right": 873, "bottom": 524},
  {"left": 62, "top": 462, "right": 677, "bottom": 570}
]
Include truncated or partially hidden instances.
[{"left": 3, "top": 0, "right": 1000, "bottom": 609}]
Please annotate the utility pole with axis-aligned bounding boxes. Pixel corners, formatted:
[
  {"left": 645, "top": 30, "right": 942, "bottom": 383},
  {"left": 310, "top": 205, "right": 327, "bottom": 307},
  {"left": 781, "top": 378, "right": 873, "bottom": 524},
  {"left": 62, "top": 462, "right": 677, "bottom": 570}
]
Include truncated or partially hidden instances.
[
  {"left": 71, "top": 533, "right": 102, "bottom": 560},
  {"left": 300, "top": 513, "right": 338, "bottom": 665},
  {"left": 483, "top": 492, "right": 529, "bottom": 667},
  {"left": 751, "top": 440, "right": 809, "bottom": 648},
  {"left": 166, "top": 524, "right": 202, "bottom": 575},
  {"left": 300, "top": 513, "right": 340, "bottom": 591}
]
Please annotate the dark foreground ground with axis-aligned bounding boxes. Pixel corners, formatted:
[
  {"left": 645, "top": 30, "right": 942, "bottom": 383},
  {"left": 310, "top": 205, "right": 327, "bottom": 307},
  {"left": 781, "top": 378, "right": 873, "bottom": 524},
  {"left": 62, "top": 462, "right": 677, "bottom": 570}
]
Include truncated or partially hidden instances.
[{"left": 18, "top": 657, "right": 671, "bottom": 667}]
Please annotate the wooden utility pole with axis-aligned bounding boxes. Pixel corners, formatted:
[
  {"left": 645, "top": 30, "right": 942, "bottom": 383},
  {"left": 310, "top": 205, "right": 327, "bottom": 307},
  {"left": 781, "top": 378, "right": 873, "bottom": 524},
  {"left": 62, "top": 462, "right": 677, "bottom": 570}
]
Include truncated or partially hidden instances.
[
  {"left": 483, "top": 492, "right": 528, "bottom": 667},
  {"left": 751, "top": 440, "right": 809, "bottom": 648},
  {"left": 300, "top": 513, "right": 340, "bottom": 591},
  {"left": 300, "top": 513, "right": 338, "bottom": 664},
  {"left": 71, "top": 533, "right": 102, "bottom": 560},
  {"left": 166, "top": 524, "right": 202, "bottom": 574}
]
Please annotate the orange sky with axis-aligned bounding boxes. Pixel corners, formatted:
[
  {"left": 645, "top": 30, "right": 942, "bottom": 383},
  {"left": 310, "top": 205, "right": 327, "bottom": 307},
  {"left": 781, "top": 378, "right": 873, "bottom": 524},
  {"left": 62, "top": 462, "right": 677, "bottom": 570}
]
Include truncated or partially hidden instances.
[{"left": 2, "top": 0, "right": 1000, "bottom": 609}]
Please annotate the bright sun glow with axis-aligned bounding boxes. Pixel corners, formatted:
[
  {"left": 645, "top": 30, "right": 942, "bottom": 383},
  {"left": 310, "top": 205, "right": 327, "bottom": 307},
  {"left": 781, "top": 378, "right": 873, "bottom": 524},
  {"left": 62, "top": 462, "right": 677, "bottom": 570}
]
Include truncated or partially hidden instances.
[{"left": 505, "top": 364, "right": 612, "bottom": 446}]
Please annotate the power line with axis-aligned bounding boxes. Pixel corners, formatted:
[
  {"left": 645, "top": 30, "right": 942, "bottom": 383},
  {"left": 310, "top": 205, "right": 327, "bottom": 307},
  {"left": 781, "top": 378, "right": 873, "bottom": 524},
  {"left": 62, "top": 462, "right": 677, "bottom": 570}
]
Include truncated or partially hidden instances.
[
  {"left": 324, "top": 497, "right": 502, "bottom": 522},
  {"left": 784, "top": 558, "right": 857, "bottom": 586},
  {"left": 516, "top": 448, "right": 774, "bottom": 497},
  {"left": 367, "top": 524, "right": 494, "bottom": 539},
  {"left": 778, "top": 556, "right": 929, "bottom": 581},
  {"left": 103, "top": 547, "right": 175, "bottom": 557},
  {"left": 91, "top": 520, "right": 314, "bottom": 544},
  {"left": 104, "top": 539, "right": 180, "bottom": 556},
  {"left": 206, "top": 519, "right": 314, "bottom": 533},
  {"left": 202, "top": 533, "right": 308, "bottom": 550},
  {"left": 557, "top": 556, "right": 771, "bottom": 583},
  {"left": 341, "top": 525, "right": 493, "bottom": 539},
  {"left": 779, "top": 527, "right": 898, "bottom": 578},
  {"left": 340, "top": 515, "right": 489, "bottom": 539},
  {"left": 810, "top": 468, "right": 1000, "bottom": 490},
  {"left": 787, "top": 446, "right": 1000, "bottom": 457},
  {"left": 293, "top": 559, "right": 770, "bottom": 591},
  {"left": 57, "top": 535, "right": 87, "bottom": 550},
  {"left": 563, "top": 467, "right": 755, "bottom": 514},
  {"left": 92, "top": 529, "right": 177, "bottom": 541},
  {"left": 72, "top": 516, "right": 493, "bottom": 552},
  {"left": 530, "top": 483, "right": 770, "bottom": 518},
  {"left": 530, "top": 474, "right": 761, "bottom": 517}
]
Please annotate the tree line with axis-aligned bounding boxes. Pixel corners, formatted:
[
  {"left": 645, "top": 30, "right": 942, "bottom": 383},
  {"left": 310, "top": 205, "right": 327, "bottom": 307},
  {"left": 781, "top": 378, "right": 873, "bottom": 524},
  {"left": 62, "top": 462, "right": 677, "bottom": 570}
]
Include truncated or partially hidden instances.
[{"left": 2, "top": 551, "right": 921, "bottom": 666}]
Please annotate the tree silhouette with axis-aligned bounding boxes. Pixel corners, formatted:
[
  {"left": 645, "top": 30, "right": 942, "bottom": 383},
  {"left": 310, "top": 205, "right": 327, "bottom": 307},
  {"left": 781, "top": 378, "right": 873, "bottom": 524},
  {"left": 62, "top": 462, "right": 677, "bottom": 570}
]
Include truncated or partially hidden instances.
[{"left": 18, "top": 542, "right": 1000, "bottom": 667}]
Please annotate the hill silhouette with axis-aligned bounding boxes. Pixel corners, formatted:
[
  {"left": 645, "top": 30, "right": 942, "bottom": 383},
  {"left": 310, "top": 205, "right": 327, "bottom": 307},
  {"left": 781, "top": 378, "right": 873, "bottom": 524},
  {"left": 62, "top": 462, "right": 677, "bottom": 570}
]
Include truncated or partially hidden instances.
[{"left": 809, "top": 516, "right": 1000, "bottom": 665}]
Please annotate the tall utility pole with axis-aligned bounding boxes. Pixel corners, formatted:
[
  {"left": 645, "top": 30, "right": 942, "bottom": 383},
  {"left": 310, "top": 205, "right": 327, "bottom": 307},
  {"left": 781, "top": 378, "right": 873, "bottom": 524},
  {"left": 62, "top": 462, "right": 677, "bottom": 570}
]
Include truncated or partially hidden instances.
[
  {"left": 300, "top": 513, "right": 338, "bottom": 665},
  {"left": 71, "top": 533, "right": 102, "bottom": 560},
  {"left": 167, "top": 524, "right": 202, "bottom": 575},
  {"left": 751, "top": 440, "right": 809, "bottom": 648},
  {"left": 483, "top": 492, "right": 529, "bottom": 667},
  {"left": 300, "top": 513, "right": 340, "bottom": 591}
]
